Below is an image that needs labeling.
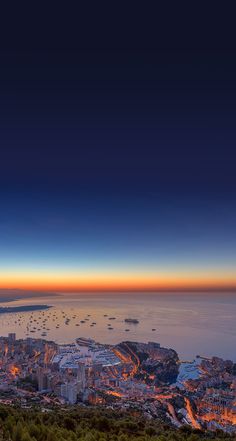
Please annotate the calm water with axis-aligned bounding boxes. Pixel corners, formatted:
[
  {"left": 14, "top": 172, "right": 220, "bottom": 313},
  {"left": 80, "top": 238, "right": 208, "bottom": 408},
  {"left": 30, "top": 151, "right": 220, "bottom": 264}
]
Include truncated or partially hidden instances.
[{"left": 0, "top": 293, "right": 235, "bottom": 361}]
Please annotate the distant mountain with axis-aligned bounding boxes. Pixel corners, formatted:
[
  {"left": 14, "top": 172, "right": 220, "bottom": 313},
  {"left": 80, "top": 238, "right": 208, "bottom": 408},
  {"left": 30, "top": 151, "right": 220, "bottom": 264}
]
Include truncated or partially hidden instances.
[{"left": 0, "top": 289, "right": 59, "bottom": 303}]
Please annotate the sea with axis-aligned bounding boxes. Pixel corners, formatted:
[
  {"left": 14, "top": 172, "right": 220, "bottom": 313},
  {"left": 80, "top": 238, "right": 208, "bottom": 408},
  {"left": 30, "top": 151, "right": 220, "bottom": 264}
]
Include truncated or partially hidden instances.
[{"left": 0, "top": 292, "right": 235, "bottom": 361}]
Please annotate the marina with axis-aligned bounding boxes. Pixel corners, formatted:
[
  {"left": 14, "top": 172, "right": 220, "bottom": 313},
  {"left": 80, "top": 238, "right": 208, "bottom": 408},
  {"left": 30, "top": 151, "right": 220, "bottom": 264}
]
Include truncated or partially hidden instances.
[{"left": 0, "top": 293, "right": 235, "bottom": 361}]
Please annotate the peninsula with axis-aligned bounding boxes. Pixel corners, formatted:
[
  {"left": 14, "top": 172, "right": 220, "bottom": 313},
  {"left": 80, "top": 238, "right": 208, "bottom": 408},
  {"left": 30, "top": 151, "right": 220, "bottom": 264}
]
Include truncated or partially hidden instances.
[{"left": 0, "top": 304, "right": 52, "bottom": 314}]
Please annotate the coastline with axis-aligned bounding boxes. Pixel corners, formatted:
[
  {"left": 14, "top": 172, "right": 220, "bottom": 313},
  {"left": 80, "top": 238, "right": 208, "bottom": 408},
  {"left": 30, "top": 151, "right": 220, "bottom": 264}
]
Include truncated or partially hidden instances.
[
  {"left": 0, "top": 304, "right": 52, "bottom": 314},
  {"left": 0, "top": 289, "right": 58, "bottom": 304}
]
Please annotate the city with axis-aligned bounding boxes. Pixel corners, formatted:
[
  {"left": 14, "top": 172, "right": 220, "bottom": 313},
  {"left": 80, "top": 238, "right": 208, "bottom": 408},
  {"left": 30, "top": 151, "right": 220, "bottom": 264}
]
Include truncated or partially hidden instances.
[{"left": 0, "top": 333, "right": 235, "bottom": 434}]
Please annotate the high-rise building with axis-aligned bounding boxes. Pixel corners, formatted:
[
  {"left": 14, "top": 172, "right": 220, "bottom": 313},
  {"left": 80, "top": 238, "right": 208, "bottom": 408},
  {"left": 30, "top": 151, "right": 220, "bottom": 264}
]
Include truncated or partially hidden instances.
[
  {"left": 77, "top": 362, "right": 86, "bottom": 389},
  {"left": 60, "top": 381, "right": 78, "bottom": 404},
  {"left": 37, "top": 367, "right": 51, "bottom": 392},
  {"left": 8, "top": 333, "right": 16, "bottom": 342}
]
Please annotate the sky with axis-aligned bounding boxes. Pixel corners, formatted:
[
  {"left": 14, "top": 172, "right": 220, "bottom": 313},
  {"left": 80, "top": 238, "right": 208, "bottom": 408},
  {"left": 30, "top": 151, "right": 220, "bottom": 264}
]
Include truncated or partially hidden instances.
[{"left": 0, "top": 11, "right": 236, "bottom": 292}]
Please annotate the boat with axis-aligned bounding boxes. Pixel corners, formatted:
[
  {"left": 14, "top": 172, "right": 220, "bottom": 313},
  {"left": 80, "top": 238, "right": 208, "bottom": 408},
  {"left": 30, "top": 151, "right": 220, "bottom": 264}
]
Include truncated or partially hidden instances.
[
  {"left": 124, "top": 318, "right": 139, "bottom": 324},
  {"left": 152, "top": 328, "right": 156, "bottom": 331}
]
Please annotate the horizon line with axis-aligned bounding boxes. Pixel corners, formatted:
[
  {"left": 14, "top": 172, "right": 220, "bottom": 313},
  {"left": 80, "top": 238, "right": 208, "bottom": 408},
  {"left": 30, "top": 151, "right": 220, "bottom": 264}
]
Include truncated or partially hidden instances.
[{"left": 1, "top": 287, "right": 236, "bottom": 294}]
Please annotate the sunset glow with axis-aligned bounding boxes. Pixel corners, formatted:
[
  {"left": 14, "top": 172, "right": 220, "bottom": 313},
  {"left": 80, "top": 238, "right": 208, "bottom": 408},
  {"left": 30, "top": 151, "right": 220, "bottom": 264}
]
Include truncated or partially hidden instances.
[{"left": 0, "top": 268, "right": 236, "bottom": 292}]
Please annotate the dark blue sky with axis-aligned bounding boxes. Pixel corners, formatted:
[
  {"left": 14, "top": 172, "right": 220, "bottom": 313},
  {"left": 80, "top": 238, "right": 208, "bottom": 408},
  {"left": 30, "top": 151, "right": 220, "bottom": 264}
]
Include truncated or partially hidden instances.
[{"left": 0, "top": 10, "right": 236, "bottom": 290}]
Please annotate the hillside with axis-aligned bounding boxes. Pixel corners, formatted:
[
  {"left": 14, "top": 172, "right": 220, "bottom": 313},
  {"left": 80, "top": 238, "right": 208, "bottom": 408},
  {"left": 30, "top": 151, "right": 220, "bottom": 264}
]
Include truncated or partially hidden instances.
[{"left": 0, "top": 405, "right": 234, "bottom": 441}]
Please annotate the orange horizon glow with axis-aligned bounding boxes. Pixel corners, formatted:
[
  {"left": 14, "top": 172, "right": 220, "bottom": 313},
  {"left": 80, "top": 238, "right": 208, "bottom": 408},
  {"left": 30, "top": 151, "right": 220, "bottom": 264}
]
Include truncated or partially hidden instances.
[{"left": 0, "top": 269, "right": 236, "bottom": 292}]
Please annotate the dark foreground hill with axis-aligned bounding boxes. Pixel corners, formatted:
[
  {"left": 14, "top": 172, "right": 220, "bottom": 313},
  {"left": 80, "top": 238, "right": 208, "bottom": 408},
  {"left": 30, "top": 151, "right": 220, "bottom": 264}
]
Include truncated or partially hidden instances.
[{"left": 0, "top": 405, "right": 234, "bottom": 441}]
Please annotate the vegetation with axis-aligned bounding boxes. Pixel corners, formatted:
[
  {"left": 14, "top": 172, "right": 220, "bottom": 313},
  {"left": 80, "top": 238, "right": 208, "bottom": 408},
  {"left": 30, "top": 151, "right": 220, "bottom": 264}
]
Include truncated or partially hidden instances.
[{"left": 0, "top": 405, "right": 234, "bottom": 441}]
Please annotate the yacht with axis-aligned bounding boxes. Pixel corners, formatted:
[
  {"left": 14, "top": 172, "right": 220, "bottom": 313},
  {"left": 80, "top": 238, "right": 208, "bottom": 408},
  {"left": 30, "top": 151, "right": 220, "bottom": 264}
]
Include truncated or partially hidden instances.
[{"left": 124, "top": 318, "right": 139, "bottom": 324}]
